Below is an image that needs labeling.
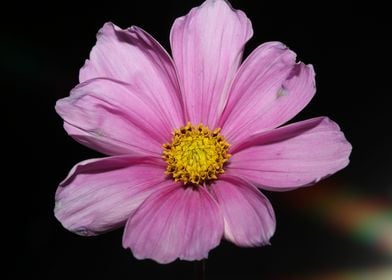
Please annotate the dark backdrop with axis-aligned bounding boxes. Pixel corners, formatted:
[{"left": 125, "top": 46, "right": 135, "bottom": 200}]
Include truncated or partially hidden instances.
[{"left": 4, "top": 1, "right": 391, "bottom": 279}]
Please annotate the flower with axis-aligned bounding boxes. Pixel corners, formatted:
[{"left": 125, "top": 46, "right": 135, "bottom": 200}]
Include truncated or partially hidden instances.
[{"left": 55, "top": 0, "right": 351, "bottom": 264}]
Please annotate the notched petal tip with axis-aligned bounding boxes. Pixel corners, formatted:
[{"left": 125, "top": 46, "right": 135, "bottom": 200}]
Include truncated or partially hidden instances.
[
  {"left": 100, "top": 21, "right": 117, "bottom": 32},
  {"left": 54, "top": 97, "right": 67, "bottom": 116},
  {"left": 271, "top": 41, "right": 289, "bottom": 50}
]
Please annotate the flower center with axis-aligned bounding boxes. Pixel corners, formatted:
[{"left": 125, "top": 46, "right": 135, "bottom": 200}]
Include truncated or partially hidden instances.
[{"left": 162, "top": 123, "right": 231, "bottom": 185}]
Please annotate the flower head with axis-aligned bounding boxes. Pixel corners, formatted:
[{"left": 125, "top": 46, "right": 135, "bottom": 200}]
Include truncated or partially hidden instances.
[{"left": 55, "top": 0, "right": 351, "bottom": 264}]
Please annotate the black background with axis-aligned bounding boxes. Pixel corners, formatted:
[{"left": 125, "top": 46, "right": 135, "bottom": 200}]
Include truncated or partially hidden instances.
[{"left": 4, "top": 1, "right": 391, "bottom": 279}]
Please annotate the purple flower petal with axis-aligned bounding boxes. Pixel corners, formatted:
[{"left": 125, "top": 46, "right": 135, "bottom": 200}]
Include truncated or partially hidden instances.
[
  {"left": 56, "top": 78, "right": 176, "bottom": 156},
  {"left": 80, "top": 22, "right": 184, "bottom": 131},
  {"left": 228, "top": 117, "right": 352, "bottom": 191},
  {"left": 220, "top": 42, "right": 315, "bottom": 145},
  {"left": 213, "top": 176, "right": 275, "bottom": 246},
  {"left": 55, "top": 155, "right": 167, "bottom": 236},
  {"left": 123, "top": 185, "right": 223, "bottom": 263},
  {"left": 170, "top": 0, "right": 253, "bottom": 127}
]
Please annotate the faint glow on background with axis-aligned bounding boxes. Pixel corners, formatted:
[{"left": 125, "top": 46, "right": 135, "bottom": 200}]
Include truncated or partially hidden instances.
[
  {"left": 281, "top": 178, "right": 392, "bottom": 279},
  {"left": 287, "top": 267, "right": 392, "bottom": 280}
]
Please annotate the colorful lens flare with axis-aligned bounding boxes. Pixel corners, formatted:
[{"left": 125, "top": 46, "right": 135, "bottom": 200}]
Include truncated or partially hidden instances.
[{"left": 278, "top": 178, "right": 391, "bottom": 279}]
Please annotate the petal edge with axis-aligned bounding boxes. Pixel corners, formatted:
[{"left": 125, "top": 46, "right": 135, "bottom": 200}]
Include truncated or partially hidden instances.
[
  {"left": 55, "top": 155, "right": 167, "bottom": 236},
  {"left": 123, "top": 185, "right": 223, "bottom": 263},
  {"left": 170, "top": 0, "right": 253, "bottom": 127},
  {"left": 228, "top": 117, "right": 352, "bottom": 191}
]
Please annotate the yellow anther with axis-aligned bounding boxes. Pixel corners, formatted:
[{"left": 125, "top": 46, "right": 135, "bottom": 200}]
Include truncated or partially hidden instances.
[{"left": 162, "top": 123, "right": 231, "bottom": 185}]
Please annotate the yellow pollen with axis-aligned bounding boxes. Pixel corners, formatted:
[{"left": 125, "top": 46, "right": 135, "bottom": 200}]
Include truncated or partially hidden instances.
[{"left": 162, "top": 122, "right": 231, "bottom": 185}]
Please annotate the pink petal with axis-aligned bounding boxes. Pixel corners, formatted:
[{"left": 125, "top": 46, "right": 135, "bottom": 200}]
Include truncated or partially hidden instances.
[
  {"left": 212, "top": 176, "right": 275, "bottom": 246},
  {"left": 79, "top": 23, "right": 184, "bottom": 130},
  {"left": 123, "top": 185, "right": 223, "bottom": 264},
  {"left": 55, "top": 155, "right": 167, "bottom": 236},
  {"left": 228, "top": 117, "right": 352, "bottom": 191},
  {"left": 170, "top": 0, "right": 253, "bottom": 127},
  {"left": 220, "top": 42, "right": 315, "bottom": 145},
  {"left": 56, "top": 78, "right": 174, "bottom": 156}
]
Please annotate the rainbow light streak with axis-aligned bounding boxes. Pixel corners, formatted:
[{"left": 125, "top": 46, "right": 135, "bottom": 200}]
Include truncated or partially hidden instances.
[
  {"left": 282, "top": 179, "right": 392, "bottom": 258},
  {"left": 282, "top": 266, "right": 392, "bottom": 280}
]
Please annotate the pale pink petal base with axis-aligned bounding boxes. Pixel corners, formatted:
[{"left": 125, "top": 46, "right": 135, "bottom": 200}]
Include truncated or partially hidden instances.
[
  {"left": 228, "top": 117, "right": 352, "bottom": 191},
  {"left": 123, "top": 185, "right": 223, "bottom": 264},
  {"left": 213, "top": 176, "right": 275, "bottom": 246},
  {"left": 55, "top": 155, "right": 167, "bottom": 236}
]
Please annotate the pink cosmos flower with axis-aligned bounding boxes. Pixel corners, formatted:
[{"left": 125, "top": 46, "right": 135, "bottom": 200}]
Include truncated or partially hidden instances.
[{"left": 55, "top": 0, "right": 351, "bottom": 264}]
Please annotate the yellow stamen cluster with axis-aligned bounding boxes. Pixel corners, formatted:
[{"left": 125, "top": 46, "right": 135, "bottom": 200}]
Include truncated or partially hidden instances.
[{"left": 163, "top": 123, "right": 231, "bottom": 185}]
